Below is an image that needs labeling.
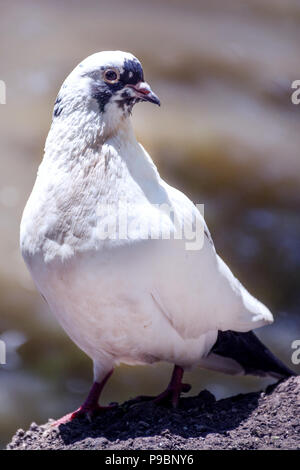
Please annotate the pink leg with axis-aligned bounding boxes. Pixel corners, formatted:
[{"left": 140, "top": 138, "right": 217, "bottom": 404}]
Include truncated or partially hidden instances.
[
  {"left": 52, "top": 369, "right": 115, "bottom": 426},
  {"left": 132, "top": 365, "right": 190, "bottom": 408}
]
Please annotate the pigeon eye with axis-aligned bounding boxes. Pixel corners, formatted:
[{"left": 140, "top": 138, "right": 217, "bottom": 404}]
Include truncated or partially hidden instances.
[{"left": 103, "top": 68, "right": 120, "bottom": 84}]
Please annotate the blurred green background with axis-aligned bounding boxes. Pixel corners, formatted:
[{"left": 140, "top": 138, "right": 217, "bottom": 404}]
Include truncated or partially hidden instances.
[{"left": 0, "top": 0, "right": 300, "bottom": 448}]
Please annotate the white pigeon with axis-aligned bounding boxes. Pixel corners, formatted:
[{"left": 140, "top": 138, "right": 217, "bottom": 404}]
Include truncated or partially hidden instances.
[{"left": 20, "top": 51, "right": 294, "bottom": 424}]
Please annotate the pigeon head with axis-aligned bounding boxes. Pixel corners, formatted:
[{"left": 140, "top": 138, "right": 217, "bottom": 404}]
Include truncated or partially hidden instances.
[{"left": 53, "top": 51, "right": 160, "bottom": 127}]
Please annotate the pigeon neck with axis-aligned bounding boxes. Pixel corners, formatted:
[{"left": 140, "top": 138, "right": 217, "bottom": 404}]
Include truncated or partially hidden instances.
[
  {"left": 44, "top": 107, "right": 136, "bottom": 165},
  {"left": 99, "top": 105, "right": 137, "bottom": 145}
]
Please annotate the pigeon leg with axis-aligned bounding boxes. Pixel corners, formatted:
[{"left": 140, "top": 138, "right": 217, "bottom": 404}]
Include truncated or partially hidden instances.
[
  {"left": 131, "top": 365, "right": 191, "bottom": 408},
  {"left": 52, "top": 369, "right": 115, "bottom": 426}
]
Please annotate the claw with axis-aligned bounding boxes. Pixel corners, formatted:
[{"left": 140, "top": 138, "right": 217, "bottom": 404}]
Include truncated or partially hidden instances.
[
  {"left": 51, "top": 372, "right": 115, "bottom": 427},
  {"left": 52, "top": 403, "right": 117, "bottom": 427},
  {"left": 129, "top": 366, "right": 190, "bottom": 409}
]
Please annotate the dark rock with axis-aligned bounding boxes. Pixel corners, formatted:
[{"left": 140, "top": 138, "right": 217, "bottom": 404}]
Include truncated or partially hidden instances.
[{"left": 6, "top": 376, "right": 300, "bottom": 450}]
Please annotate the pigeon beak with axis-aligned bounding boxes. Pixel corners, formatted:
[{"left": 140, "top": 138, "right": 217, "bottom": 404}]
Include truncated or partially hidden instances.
[{"left": 127, "top": 82, "right": 161, "bottom": 106}]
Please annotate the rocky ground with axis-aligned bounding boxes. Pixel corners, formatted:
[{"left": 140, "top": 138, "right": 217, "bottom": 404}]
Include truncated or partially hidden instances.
[{"left": 7, "top": 376, "right": 299, "bottom": 450}]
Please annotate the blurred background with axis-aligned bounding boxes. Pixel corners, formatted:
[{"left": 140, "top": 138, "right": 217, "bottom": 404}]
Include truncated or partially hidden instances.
[{"left": 0, "top": 0, "right": 300, "bottom": 448}]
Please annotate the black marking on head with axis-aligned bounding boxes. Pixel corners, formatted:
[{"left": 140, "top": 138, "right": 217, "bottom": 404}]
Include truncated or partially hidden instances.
[
  {"left": 117, "top": 90, "right": 132, "bottom": 108},
  {"left": 114, "top": 89, "right": 137, "bottom": 113},
  {"left": 53, "top": 94, "right": 63, "bottom": 118},
  {"left": 120, "top": 58, "right": 144, "bottom": 85},
  {"left": 88, "top": 57, "right": 145, "bottom": 114},
  {"left": 91, "top": 83, "right": 113, "bottom": 113}
]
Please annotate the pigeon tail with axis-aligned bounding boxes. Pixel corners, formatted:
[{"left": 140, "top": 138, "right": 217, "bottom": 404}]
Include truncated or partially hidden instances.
[{"left": 210, "top": 330, "right": 296, "bottom": 379}]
